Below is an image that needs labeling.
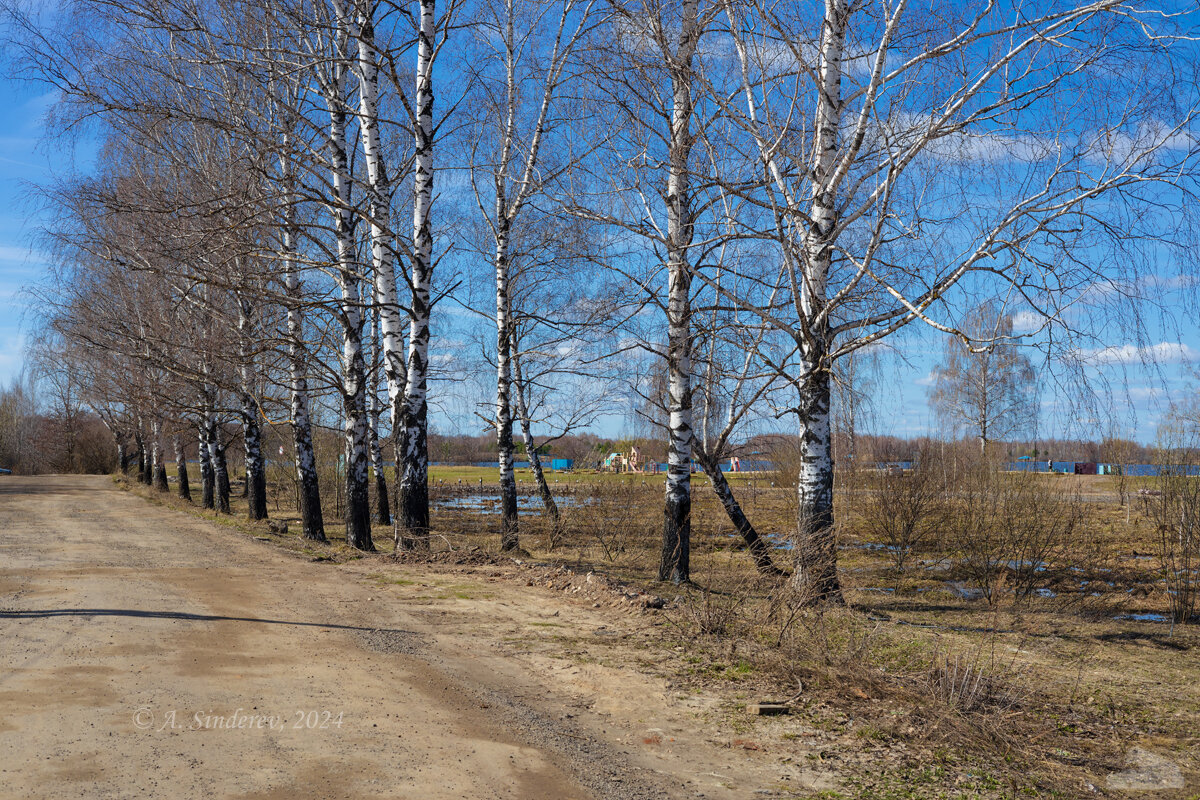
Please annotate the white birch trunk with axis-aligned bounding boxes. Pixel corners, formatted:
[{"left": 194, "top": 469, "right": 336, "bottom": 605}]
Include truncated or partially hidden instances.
[
  {"left": 354, "top": 6, "right": 409, "bottom": 461},
  {"left": 206, "top": 408, "right": 230, "bottom": 514},
  {"left": 198, "top": 415, "right": 214, "bottom": 509},
  {"left": 660, "top": 0, "right": 700, "bottom": 584},
  {"left": 397, "top": 0, "right": 437, "bottom": 548},
  {"left": 787, "top": 0, "right": 848, "bottom": 602},
  {"left": 282, "top": 186, "right": 326, "bottom": 542},
  {"left": 495, "top": 211, "right": 520, "bottom": 550},
  {"left": 328, "top": 15, "right": 374, "bottom": 550},
  {"left": 367, "top": 305, "right": 391, "bottom": 525},
  {"left": 151, "top": 418, "right": 168, "bottom": 492}
]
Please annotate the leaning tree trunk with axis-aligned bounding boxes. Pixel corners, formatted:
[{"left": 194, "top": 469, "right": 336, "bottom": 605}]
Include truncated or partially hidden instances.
[
  {"left": 523, "top": 432, "right": 558, "bottom": 520},
  {"left": 115, "top": 441, "right": 127, "bottom": 474},
  {"left": 512, "top": 366, "right": 559, "bottom": 524},
  {"left": 397, "top": 0, "right": 436, "bottom": 550},
  {"left": 494, "top": 216, "right": 520, "bottom": 551},
  {"left": 198, "top": 422, "right": 214, "bottom": 509},
  {"left": 151, "top": 419, "right": 169, "bottom": 492},
  {"left": 697, "top": 452, "right": 782, "bottom": 576},
  {"left": 173, "top": 434, "right": 191, "bottom": 502}
]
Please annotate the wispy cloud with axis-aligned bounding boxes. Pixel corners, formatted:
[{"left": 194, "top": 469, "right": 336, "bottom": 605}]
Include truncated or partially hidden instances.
[
  {"left": 0, "top": 245, "right": 47, "bottom": 265},
  {"left": 1010, "top": 310, "right": 1042, "bottom": 333},
  {"left": 914, "top": 369, "right": 940, "bottom": 387},
  {"left": 1077, "top": 341, "right": 1197, "bottom": 366}
]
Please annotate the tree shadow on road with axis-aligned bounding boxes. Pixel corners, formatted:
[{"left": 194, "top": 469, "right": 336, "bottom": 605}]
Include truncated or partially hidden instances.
[{"left": 0, "top": 607, "right": 417, "bottom": 637}]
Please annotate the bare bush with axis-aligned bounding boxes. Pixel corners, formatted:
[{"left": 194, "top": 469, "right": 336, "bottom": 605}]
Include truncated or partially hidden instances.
[
  {"left": 1151, "top": 467, "right": 1200, "bottom": 624},
  {"left": 671, "top": 582, "right": 753, "bottom": 639},
  {"left": 860, "top": 459, "right": 946, "bottom": 571},
  {"left": 952, "top": 467, "right": 1082, "bottom": 605},
  {"left": 579, "top": 483, "right": 651, "bottom": 564},
  {"left": 919, "top": 643, "right": 1027, "bottom": 716}
]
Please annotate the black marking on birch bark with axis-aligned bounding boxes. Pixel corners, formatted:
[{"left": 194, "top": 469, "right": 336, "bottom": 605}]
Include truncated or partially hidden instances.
[
  {"left": 212, "top": 431, "right": 231, "bottom": 515},
  {"left": 290, "top": 333, "right": 325, "bottom": 542},
  {"left": 174, "top": 436, "right": 191, "bottom": 502},
  {"left": 152, "top": 422, "right": 169, "bottom": 494},
  {"left": 242, "top": 395, "right": 268, "bottom": 521},
  {"left": 342, "top": 319, "right": 375, "bottom": 552}
]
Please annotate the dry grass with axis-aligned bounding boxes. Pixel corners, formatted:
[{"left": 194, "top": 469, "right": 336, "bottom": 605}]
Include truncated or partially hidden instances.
[{"left": 144, "top": 464, "right": 1200, "bottom": 799}]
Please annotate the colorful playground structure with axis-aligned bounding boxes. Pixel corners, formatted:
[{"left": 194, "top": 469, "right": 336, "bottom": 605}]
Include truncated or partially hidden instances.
[
  {"left": 601, "top": 448, "right": 748, "bottom": 474},
  {"left": 602, "top": 447, "right": 646, "bottom": 473}
]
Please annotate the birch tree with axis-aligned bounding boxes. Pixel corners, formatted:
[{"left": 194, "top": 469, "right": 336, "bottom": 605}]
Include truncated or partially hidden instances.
[
  {"left": 350, "top": 0, "right": 408, "bottom": 530},
  {"left": 395, "top": 0, "right": 442, "bottom": 547},
  {"left": 931, "top": 302, "right": 1037, "bottom": 453},
  {"left": 467, "top": 0, "right": 599, "bottom": 551},
  {"left": 704, "top": 0, "right": 1200, "bottom": 602},
  {"left": 579, "top": 0, "right": 723, "bottom": 583}
]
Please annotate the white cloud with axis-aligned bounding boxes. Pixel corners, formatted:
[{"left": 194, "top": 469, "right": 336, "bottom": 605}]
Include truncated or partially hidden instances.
[
  {"left": 1078, "top": 341, "right": 1197, "bottom": 366},
  {"left": 914, "top": 369, "right": 939, "bottom": 387},
  {"left": 1010, "top": 310, "right": 1042, "bottom": 333}
]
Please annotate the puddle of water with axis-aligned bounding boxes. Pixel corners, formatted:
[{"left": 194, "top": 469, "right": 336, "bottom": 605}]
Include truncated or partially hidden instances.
[
  {"left": 842, "top": 542, "right": 900, "bottom": 552},
  {"left": 1114, "top": 613, "right": 1170, "bottom": 623},
  {"left": 433, "top": 494, "right": 592, "bottom": 514},
  {"left": 1002, "top": 559, "right": 1046, "bottom": 572},
  {"left": 1035, "top": 588, "right": 1057, "bottom": 598},
  {"left": 762, "top": 532, "right": 794, "bottom": 551}
]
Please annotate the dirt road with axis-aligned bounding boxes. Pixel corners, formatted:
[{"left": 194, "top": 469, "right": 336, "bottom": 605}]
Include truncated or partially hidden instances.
[{"left": 0, "top": 475, "right": 807, "bottom": 799}]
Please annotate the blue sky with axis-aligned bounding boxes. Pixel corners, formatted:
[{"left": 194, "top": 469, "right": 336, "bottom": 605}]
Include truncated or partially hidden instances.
[
  {"left": 0, "top": 74, "right": 96, "bottom": 384},
  {"left": 0, "top": 71, "right": 1194, "bottom": 444},
  {"left": 0, "top": 80, "right": 57, "bottom": 381}
]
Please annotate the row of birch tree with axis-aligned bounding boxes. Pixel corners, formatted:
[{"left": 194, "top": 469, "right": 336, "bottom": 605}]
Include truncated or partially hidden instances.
[{"left": 6, "top": 0, "right": 1199, "bottom": 602}]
